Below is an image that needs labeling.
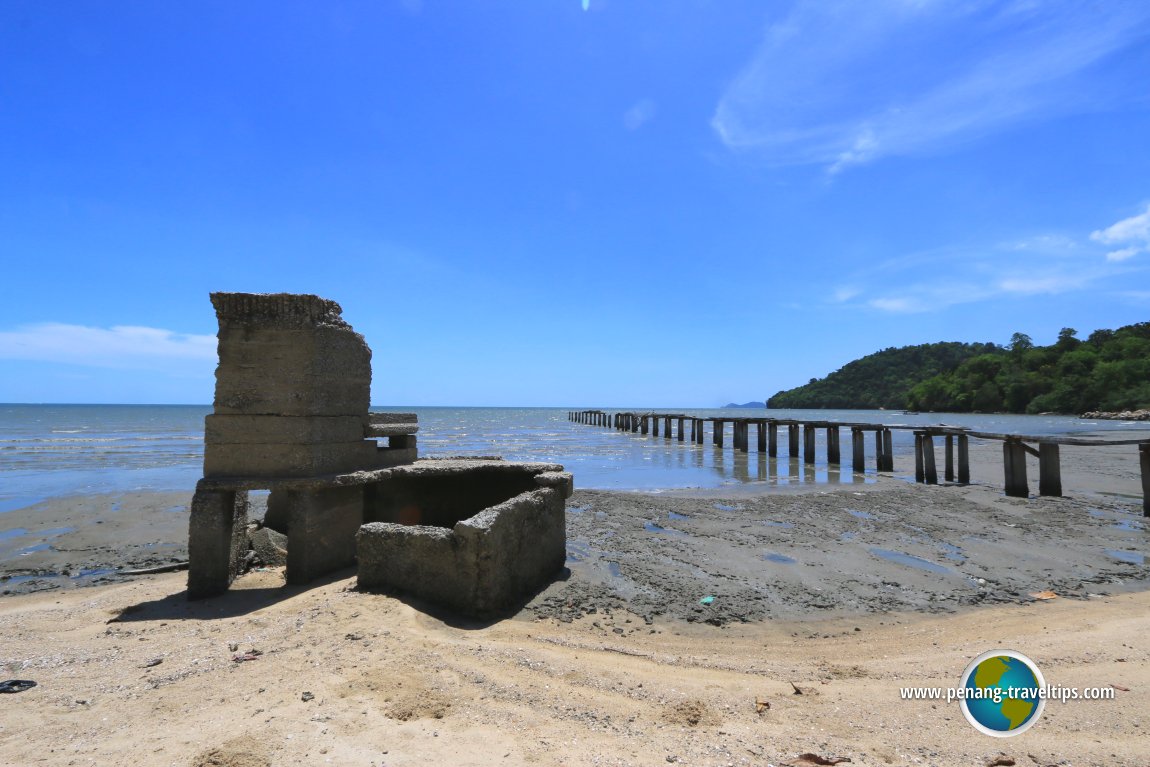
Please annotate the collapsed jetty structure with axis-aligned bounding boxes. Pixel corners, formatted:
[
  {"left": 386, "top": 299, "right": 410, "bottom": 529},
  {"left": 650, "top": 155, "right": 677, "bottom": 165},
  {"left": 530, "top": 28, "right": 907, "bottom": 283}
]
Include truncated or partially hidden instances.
[{"left": 188, "top": 292, "right": 571, "bottom": 617}]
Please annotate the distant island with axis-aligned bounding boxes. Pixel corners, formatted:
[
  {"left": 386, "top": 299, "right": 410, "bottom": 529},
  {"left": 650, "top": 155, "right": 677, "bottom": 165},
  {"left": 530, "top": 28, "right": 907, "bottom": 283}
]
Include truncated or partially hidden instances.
[
  {"left": 723, "top": 401, "right": 765, "bottom": 409},
  {"left": 767, "top": 322, "right": 1150, "bottom": 415}
]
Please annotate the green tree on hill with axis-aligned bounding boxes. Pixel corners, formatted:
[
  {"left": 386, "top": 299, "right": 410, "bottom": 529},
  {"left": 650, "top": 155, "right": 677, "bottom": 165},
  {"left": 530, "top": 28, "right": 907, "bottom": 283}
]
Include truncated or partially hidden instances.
[{"left": 767, "top": 322, "right": 1150, "bottom": 414}]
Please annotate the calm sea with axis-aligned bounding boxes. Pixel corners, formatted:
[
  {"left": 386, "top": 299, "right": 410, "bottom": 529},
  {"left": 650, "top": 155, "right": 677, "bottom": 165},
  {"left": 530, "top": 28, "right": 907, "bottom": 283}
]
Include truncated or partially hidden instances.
[{"left": 1, "top": 404, "right": 1146, "bottom": 512}]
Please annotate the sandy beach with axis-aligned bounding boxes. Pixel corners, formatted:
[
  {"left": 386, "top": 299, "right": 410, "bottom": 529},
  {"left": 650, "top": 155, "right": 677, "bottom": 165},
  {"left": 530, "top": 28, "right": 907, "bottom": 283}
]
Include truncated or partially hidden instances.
[{"left": 0, "top": 435, "right": 1147, "bottom": 765}]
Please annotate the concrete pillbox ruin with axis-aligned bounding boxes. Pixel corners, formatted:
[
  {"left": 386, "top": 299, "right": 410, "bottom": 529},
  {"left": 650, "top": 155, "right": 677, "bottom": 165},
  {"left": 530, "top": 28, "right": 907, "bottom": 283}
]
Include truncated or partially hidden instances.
[
  {"left": 357, "top": 460, "right": 572, "bottom": 617},
  {"left": 187, "top": 292, "right": 570, "bottom": 618},
  {"left": 203, "top": 292, "right": 412, "bottom": 479}
]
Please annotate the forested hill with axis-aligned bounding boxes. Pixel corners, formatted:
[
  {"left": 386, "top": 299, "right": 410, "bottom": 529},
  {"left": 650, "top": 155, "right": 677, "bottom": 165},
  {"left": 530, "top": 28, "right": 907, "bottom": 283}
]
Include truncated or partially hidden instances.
[
  {"left": 767, "top": 342, "right": 997, "bottom": 410},
  {"left": 767, "top": 323, "right": 1150, "bottom": 414}
]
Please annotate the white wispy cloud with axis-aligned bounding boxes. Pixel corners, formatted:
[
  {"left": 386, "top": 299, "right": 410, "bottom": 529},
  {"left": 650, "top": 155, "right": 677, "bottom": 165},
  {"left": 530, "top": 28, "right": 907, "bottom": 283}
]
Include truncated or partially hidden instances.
[
  {"left": 1090, "top": 203, "right": 1150, "bottom": 262},
  {"left": 0, "top": 323, "right": 216, "bottom": 369},
  {"left": 832, "top": 286, "right": 861, "bottom": 303},
  {"left": 623, "top": 99, "right": 657, "bottom": 131},
  {"left": 842, "top": 203, "right": 1150, "bottom": 312},
  {"left": 712, "top": 0, "right": 1150, "bottom": 171}
]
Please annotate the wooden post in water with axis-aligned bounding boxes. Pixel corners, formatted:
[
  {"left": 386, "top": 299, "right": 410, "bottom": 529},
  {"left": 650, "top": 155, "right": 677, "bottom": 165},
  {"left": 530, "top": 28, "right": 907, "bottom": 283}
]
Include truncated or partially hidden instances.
[
  {"left": 690, "top": 418, "right": 697, "bottom": 442},
  {"left": 945, "top": 435, "right": 954, "bottom": 482},
  {"left": 757, "top": 422, "right": 767, "bottom": 453},
  {"left": 803, "top": 424, "right": 816, "bottom": 464},
  {"left": 827, "top": 426, "right": 840, "bottom": 465},
  {"left": 1140, "top": 443, "right": 1150, "bottom": 517},
  {"left": 851, "top": 428, "right": 865, "bottom": 473},
  {"left": 677, "top": 417, "right": 685, "bottom": 442},
  {"left": 739, "top": 421, "right": 749, "bottom": 452},
  {"left": 1003, "top": 438, "right": 1029, "bottom": 498},
  {"left": 922, "top": 433, "right": 938, "bottom": 484},
  {"left": 882, "top": 429, "right": 894, "bottom": 472},
  {"left": 661, "top": 416, "right": 670, "bottom": 439},
  {"left": 768, "top": 422, "right": 778, "bottom": 457},
  {"left": 641, "top": 416, "right": 649, "bottom": 435},
  {"left": 788, "top": 424, "right": 799, "bottom": 457},
  {"left": 958, "top": 435, "right": 970, "bottom": 484},
  {"left": 914, "top": 433, "right": 925, "bottom": 482},
  {"left": 713, "top": 420, "right": 725, "bottom": 447},
  {"left": 1038, "top": 443, "right": 1062, "bottom": 497}
]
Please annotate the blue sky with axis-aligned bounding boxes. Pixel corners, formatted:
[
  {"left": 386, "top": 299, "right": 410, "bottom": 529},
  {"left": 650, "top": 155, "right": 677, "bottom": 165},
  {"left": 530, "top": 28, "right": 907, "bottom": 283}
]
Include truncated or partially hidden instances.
[{"left": 2, "top": 0, "right": 1149, "bottom": 407}]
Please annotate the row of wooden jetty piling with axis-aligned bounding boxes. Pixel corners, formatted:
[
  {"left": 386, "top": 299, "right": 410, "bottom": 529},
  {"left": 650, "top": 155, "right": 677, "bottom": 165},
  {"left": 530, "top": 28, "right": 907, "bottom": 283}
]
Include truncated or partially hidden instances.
[{"left": 568, "top": 409, "right": 1150, "bottom": 515}]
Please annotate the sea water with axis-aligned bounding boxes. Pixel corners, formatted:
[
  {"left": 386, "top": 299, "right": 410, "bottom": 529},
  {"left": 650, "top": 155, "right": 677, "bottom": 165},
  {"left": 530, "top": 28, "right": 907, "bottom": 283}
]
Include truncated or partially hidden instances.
[{"left": 1, "top": 404, "right": 1146, "bottom": 512}]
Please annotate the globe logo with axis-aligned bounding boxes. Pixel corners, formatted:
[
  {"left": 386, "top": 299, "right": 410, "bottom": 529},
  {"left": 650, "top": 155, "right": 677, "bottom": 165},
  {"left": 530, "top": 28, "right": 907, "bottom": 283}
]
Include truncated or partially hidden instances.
[{"left": 960, "top": 650, "right": 1046, "bottom": 736}]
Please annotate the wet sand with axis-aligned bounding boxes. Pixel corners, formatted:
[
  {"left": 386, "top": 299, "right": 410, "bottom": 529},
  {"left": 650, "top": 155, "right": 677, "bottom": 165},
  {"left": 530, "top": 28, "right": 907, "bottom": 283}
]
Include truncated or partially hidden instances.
[{"left": 3, "top": 432, "right": 1146, "bottom": 611}]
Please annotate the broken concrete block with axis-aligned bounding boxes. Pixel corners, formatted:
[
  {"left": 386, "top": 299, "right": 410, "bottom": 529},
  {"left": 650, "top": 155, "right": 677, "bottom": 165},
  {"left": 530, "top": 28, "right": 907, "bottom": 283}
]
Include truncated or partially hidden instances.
[
  {"left": 249, "top": 526, "right": 288, "bottom": 567},
  {"left": 356, "top": 459, "right": 570, "bottom": 617}
]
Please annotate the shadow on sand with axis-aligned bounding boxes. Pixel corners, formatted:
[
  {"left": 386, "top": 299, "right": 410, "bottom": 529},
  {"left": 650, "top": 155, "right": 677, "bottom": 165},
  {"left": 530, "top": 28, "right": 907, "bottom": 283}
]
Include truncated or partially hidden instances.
[{"left": 108, "top": 566, "right": 571, "bottom": 631}]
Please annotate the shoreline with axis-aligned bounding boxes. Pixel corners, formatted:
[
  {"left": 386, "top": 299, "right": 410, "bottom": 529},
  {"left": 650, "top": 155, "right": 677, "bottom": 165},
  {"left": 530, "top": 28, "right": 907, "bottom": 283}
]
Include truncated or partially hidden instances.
[
  {"left": 0, "top": 436, "right": 1147, "bottom": 765},
  {"left": 3, "top": 434, "right": 1146, "bottom": 617}
]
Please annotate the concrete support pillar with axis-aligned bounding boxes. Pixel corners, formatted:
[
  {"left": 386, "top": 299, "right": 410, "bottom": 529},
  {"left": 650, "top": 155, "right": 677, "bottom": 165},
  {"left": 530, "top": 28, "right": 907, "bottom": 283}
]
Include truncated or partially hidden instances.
[
  {"left": 914, "top": 433, "right": 925, "bottom": 483},
  {"left": 922, "top": 434, "right": 938, "bottom": 484},
  {"left": 641, "top": 416, "right": 649, "bottom": 435},
  {"left": 677, "top": 418, "right": 685, "bottom": 442},
  {"left": 768, "top": 422, "right": 778, "bottom": 457},
  {"left": 285, "top": 485, "right": 364, "bottom": 585},
  {"left": 664, "top": 416, "right": 673, "bottom": 439},
  {"left": 1003, "top": 439, "right": 1029, "bottom": 498},
  {"left": 696, "top": 419, "right": 705, "bottom": 445},
  {"left": 757, "top": 422, "right": 767, "bottom": 453},
  {"left": 882, "top": 429, "right": 893, "bottom": 472},
  {"left": 738, "top": 422, "right": 749, "bottom": 452},
  {"left": 1038, "top": 443, "right": 1062, "bottom": 497},
  {"left": 827, "top": 426, "right": 840, "bottom": 465},
  {"left": 690, "top": 418, "right": 696, "bottom": 442},
  {"left": 788, "top": 424, "right": 799, "bottom": 457},
  {"left": 958, "top": 435, "right": 970, "bottom": 484},
  {"left": 945, "top": 435, "right": 955, "bottom": 482},
  {"left": 187, "top": 489, "right": 249, "bottom": 599},
  {"left": 1141, "top": 443, "right": 1150, "bottom": 517},
  {"left": 803, "top": 424, "right": 816, "bottom": 464},
  {"left": 851, "top": 428, "right": 865, "bottom": 472},
  {"left": 713, "top": 421, "right": 724, "bottom": 448},
  {"left": 652, "top": 417, "right": 660, "bottom": 437}
]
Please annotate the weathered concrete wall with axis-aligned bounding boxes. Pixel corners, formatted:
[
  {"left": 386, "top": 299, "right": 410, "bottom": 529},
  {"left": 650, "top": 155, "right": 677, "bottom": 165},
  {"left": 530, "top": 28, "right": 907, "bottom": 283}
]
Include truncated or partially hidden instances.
[
  {"left": 356, "top": 460, "right": 572, "bottom": 617},
  {"left": 203, "top": 292, "right": 378, "bottom": 479},
  {"left": 187, "top": 488, "right": 250, "bottom": 599},
  {"left": 190, "top": 292, "right": 417, "bottom": 597}
]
